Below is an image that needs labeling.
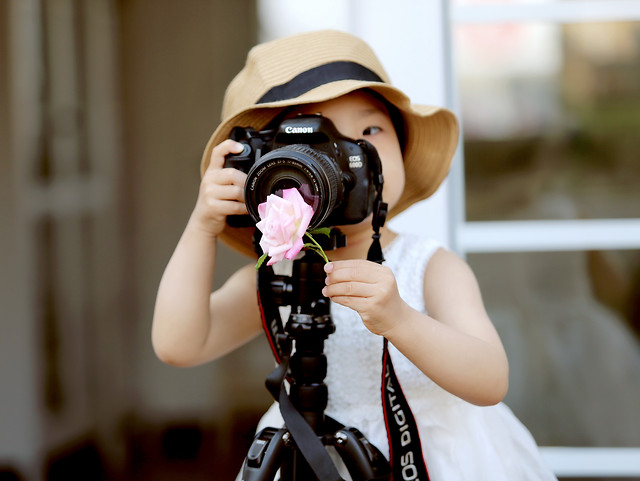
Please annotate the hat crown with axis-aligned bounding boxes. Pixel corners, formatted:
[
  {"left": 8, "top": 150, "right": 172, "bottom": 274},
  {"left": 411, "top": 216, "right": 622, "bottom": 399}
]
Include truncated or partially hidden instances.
[{"left": 221, "top": 30, "right": 391, "bottom": 121}]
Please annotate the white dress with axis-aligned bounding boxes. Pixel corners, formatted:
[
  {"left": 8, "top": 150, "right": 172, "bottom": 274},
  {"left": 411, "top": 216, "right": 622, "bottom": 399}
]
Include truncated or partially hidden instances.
[{"left": 257, "top": 233, "right": 557, "bottom": 481}]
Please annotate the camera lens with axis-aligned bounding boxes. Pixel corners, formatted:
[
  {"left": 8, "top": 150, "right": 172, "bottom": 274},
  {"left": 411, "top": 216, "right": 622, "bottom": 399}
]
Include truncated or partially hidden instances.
[{"left": 244, "top": 144, "right": 343, "bottom": 228}]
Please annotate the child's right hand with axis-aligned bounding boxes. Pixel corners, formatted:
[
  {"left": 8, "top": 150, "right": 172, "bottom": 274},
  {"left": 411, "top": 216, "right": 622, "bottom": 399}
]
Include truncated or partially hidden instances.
[{"left": 190, "top": 139, "right": 249, "bottom": 237}]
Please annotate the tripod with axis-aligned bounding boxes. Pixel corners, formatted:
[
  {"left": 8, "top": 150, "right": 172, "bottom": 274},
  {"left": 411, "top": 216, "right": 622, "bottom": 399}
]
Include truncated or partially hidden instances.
[{"left": 240, "top": 246, "right": 391, "bottom": 481}]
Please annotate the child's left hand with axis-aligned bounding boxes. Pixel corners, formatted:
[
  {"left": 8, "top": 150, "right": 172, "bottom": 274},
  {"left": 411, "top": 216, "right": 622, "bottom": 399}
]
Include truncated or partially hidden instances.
[{"left": 322, "top": 260, "right": 409, "bottom": 336}]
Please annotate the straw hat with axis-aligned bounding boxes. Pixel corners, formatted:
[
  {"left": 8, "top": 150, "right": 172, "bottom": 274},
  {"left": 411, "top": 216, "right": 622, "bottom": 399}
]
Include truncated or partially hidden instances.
[{"left": 201, "top": 29, "right": 459, "bottom": 258}]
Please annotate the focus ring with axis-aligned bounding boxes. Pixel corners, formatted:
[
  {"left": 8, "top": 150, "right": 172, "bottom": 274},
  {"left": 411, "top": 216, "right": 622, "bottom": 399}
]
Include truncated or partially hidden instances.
[{"left": 244, "top": 144, "right": 343, "bottom": 228}]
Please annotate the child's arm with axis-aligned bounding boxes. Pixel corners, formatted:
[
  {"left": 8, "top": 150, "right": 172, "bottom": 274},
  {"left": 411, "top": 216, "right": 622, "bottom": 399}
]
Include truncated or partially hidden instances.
[
  {"left": 151, "top": 140, "right": 263, "bottom": 367},
  {"left": 322, "top": 250, "right": 509, "bottom": 406}
]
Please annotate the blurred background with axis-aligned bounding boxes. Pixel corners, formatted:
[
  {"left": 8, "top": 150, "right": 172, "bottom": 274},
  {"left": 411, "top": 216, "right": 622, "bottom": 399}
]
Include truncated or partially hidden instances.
[{"left": 1, "top": 0, "right": 639, "bottom": 480}]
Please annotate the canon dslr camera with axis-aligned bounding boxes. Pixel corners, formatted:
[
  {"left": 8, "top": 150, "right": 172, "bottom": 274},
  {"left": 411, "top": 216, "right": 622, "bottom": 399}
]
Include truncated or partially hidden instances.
[{"left": 224, "top": 114, "right": 384, "bottom": 229}]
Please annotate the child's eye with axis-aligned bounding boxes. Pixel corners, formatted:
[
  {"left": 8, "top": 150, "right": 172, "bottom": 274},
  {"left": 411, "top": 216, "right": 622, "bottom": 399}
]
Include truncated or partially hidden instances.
[{"left": 363, "top": 126, "right": 381, "bottom": 136}]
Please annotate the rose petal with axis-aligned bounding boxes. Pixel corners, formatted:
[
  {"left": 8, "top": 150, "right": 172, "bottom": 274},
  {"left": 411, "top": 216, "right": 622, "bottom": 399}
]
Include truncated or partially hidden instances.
[
  {"left": 258, "top": 202, "right": 267, "bottom": 220},
  {"left": 254, "top": 188, "right": 317, "bottom": 266},
  {"left": 285, "top": 237, "right": 305, "bottom": 260}
]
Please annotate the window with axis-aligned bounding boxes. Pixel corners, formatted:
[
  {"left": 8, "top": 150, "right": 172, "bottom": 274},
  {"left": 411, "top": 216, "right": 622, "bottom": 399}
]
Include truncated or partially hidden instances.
[{"left": 451, "top": 0, "right": 640, "bottom": 476}]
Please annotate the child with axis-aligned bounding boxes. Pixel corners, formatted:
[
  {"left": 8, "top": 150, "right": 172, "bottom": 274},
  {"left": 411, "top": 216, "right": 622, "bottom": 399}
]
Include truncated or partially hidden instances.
[{"left": 152, "top": 30, "right": 557, "bottom": 480}]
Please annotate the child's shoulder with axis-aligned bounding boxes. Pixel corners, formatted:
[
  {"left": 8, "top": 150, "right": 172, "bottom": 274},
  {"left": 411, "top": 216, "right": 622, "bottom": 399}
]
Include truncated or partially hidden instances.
[
  {"left": 385, "top": 232, "right": 473, "bottom": 286},
  {"left": 422, "top": 242, "right": 481, "bottom": 301},
  {"left": 385, "top": 232, "right": 446, "bottom": 267},
  {"left": 384, "top": 232, "right": 450, "bottom": 289}
]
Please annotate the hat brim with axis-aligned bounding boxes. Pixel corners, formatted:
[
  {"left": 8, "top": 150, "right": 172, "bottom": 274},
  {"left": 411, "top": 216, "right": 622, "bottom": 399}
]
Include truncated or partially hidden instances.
[{"left": 201, "top": 82, "right": 458, "bottom": 258}]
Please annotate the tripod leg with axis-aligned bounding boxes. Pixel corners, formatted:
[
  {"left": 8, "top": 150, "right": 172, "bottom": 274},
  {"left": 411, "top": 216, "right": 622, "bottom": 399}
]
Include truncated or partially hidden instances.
[
  {"left": 241, "top": 427, "right": 290, "bottom": 481},
  {"left": 332, "top": 428, "right": 391, "bottom": 481}
]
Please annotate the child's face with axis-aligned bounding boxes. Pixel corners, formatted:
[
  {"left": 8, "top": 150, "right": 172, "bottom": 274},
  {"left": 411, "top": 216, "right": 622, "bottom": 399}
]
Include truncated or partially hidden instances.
[{"left": 291, "top": 90, "right": 406, "bottom": 214}]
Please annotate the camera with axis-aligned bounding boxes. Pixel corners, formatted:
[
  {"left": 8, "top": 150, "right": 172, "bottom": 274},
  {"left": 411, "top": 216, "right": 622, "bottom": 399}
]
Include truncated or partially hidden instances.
[{"left": 224, "top": 114, "right": 384, "bottom": 229}]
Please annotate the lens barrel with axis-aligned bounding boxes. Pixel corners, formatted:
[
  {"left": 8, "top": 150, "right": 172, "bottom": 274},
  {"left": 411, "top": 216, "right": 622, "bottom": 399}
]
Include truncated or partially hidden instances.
[{"left": 244, "top": 144, "right": 343, "bottom": 229}]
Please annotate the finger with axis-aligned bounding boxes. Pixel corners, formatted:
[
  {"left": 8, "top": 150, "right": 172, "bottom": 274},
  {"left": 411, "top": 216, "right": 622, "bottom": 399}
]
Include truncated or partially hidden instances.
[
  {"left": 326, "top": 294, "right": 368, "bottom": 312},
  {"left": 325, "top": 259, "right": 364, "bottom": 271},
  {"left": 209, "top": 166, "right": 247, "bottom": 186},
  {"left": 205, "top": 198, "right": 249, "bottom": 216},
  {"left": 206, "top": 183, "right": 246, "bottom": 203},
  {"left": 324, "top": 261, "right": 382, "bottom": 285},
  {"left": 323, "top": 281, "right": 373, "bottom": 299},
  {"left": 207, "top": 139, "right": 245, "bottom": 171},
  {"left": 325, "top": 259, "right": 386, "bottom": 274},
  {"left": 220, "top": 199, "right": 249, "bottom": 216}
]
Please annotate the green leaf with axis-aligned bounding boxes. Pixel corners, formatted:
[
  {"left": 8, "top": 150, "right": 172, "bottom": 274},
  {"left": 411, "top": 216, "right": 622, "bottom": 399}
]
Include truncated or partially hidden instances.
[
  {"left": 308, "top": 227, "right": 331, "bottom": 237},
  {"left": 255, "top": 253, "right": 268, "bottom": 270},
  {"left": 304, "top": 231, "right": 329, "bottom": 264}
]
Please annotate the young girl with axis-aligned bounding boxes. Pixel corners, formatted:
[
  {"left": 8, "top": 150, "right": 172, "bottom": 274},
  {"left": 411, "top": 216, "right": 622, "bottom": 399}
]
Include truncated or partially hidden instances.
[{"left": 152, "top": 30, "right": 557, "bottom": 480}]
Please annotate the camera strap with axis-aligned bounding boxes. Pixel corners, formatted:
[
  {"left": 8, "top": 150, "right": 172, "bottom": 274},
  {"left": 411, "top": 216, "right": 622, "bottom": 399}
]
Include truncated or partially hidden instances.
[
  {"left": 381, "top": 338, "right": 430, "bottom": 481},
  {"left": 368, "top": 232, "right": 431, "bottom": 481},
  {"left": 256, "top": 267, "right": 284, "bottom": 366}
]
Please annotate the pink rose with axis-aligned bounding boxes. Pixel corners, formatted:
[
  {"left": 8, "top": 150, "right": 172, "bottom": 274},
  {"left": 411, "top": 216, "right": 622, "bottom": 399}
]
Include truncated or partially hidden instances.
[{"left": 256, "top": 188, "right": 314, "bottom": 266}]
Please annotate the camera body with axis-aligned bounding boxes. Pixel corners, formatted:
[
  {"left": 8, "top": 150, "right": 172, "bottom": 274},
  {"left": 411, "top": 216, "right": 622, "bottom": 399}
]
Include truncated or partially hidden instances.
[{"left": 224, "top": 114, "right": 384, "bottom": 229}]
